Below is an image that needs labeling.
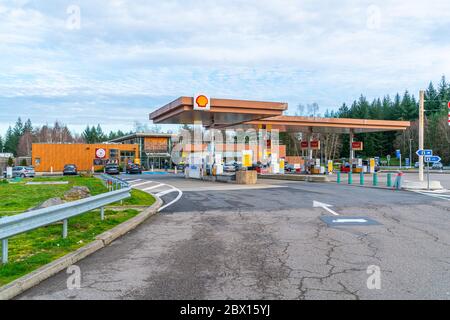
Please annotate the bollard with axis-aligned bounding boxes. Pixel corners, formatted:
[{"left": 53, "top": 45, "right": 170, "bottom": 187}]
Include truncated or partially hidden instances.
[
  {"left": 360, "top": 172, "right": 364, "bottom": 185},
  {"left": 387, "top": 173, "right": 392, "bottom": 187},
  {"left": 394, "top": 172, "right": 404, "bottom": 190},
  {"left": 337, "top": 171, "right": 341, "bottom": 184},
  {"left": 100, "top": 207, "right": 105, "bottom": 221},
  {"left": 348, "top": 171, "right": 353, "bottom": 184},
  {"left": 373, "top": 172, "right": 378, "bottom": 186}
]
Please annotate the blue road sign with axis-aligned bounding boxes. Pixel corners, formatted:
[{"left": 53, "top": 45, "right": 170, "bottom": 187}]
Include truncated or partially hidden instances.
[
  {"left": 416, "top": 149, "right": 432, "bottom": 156},
  {"left": 320, "top": 216, "right": 381, "bottom": 227},
  {"left": 396, "top": 150, "right": 401, "bottom": 159},
  {"left": 424, "top": 156, "right": 441, "bottom": 163},
  {"left": 405, "top": 158, "right": 410, "bottom": 166}
]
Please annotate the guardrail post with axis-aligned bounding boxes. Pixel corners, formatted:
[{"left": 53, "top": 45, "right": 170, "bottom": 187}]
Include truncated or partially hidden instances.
[
  {"left": 63, "top": 219, "right": 68, "bottom": 239},
  {"left": 373, "top": 172, "right": 378, "bottom": 186},
  {"left": 348, "top": 172, "right": 353, "bottom": 184},
  {"left": 101, "top": 207, "right": 105, "bottom": 221},
  {"left": 337, "top": 171, "right": 341, "bottom": 184},
  {"left": 387, "top": 173, "right": 392, "bottom": 187},
  {"left": 2, "top": 239, "right": 8, "bottom": 264},
  {"left": 360, "top": 172, "right": 364, "bottom": 185}
]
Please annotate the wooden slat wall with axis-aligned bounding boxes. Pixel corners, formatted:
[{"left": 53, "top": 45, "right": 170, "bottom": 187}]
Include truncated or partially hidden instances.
[{"left": 32, "top": 144, "right": 139, "bottom": 172}]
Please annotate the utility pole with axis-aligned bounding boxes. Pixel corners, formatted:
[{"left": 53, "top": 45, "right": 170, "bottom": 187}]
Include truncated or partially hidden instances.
[
  {"left": 409, "top": 138, "right": 412, "bottom": 168},
  {"left": 419, "top": 90, "right": 425, "bottom": 182}
]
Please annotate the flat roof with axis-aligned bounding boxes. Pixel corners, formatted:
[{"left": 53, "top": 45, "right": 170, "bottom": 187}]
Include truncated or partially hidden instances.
[
  {"left": 149, "top": 97, "right": 288, "bottom": 127},
  {"left": 108, "top": 132, "right": 174, "bottom": 143},
  {"left": 242, "top": 116, "right": 410, "bottom": 133}
]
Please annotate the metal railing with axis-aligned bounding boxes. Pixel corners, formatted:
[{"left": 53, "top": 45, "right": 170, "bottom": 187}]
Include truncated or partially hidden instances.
[
  {"left": 0, "top": 175, "right": 131, "bottom": 264},
  {"left": 99, "top": 174, "right": 130, "bottom": 191}
]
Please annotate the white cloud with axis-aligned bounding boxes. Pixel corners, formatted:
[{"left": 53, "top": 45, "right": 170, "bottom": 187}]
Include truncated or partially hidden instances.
[{"left": 0, "top": 0, "right": 450, "bottom": 135}]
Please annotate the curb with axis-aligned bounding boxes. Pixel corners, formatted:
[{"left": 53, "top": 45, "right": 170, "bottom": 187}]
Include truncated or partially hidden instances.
[
  {"left": 259, "top": 174, "right": 330, "bottom": 183},
  {"left": 0, "top": 196, "right": 162, "bottom": 300}
]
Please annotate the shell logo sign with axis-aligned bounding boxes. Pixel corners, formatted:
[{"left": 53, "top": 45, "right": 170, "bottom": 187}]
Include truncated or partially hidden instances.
[{"left": 194, "top": 94, "right": 210, "bottom": 110}]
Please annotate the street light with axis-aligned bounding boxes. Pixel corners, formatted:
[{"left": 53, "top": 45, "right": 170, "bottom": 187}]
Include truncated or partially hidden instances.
[{"left": 409, "top": 138, "right": 413, "bottom": 168}]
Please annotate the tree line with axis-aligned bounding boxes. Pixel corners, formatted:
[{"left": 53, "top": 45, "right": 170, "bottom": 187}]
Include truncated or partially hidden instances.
[
  {"left": 283, "top": 75, "right": 450, "bottom": 164},
  {"left": 0, "top": 120, "right": 130, "bottom": 157}
]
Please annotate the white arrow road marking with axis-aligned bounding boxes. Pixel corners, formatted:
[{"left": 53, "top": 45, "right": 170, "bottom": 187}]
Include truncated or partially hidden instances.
[
  {"left": 156, "top": 189, "right": 177, "bottom": 197},
  {"left": 130, "top": 181, "right": 153, "bottom": 188},
  {"left": 332, "top": 219, "right": 368, "bottom": 224},
  {"left": 142, "top": 183, "right": 165, "bottom": 191},
  {"left": 313, "top": 201, "right": 340, "bottom": 216}
]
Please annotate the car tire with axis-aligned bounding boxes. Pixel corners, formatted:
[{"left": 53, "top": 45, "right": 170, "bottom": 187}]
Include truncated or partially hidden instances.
[{"left": 20, "top": 174, "right": 26, "bottom": 178}]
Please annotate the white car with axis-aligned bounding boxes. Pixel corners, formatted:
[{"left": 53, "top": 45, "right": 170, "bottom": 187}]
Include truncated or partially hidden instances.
[{"left": 12, "top": 166, "right": 35, "bottom": 178}]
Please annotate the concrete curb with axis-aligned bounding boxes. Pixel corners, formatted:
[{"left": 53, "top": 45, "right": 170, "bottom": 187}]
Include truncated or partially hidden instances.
[
  {"left": 0, "top": 196, "right": 162, "bottom": 300},
  {"left": 259, "top": 174, "right": 330, "bottom": 183}
]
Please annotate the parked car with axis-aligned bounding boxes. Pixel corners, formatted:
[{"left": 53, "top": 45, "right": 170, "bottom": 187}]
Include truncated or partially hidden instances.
[
  {"left": 431, "top": 162, "right": 443, "bottom": 170},
  {"left": 126, "top": 163, "right": 142, "bottom": 174},
  {"left": 12, "top": 166, "right": 35, "bottom": 178},
  {"left": 63, "top": 164, "right": 78, "bottom": 176},
  {"left": 105, "top": 164, "right": 120, "bottom": 175},
  {"left": 224, "top": 162, "right": 237, "bottom": 172},
  {"left": 340, "top": 162, "right": 351, "bottom": 173},
  {"left": 284, "top": 164, "right": 295, "bottom": 173},
  {"left": 255, "top": 163, "right": 269, "bottom": 174},
  {"left": 362, "top": 160, "right": 380, "bottom": 172},
  {"left": 224, "top": 161, "right": 242, "bottom": 172}
]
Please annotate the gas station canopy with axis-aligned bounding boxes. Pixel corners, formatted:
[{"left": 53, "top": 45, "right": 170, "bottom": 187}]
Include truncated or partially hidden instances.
[
  {"left": 241, "top": 115, "right": 411, "bottom": 133},
  {"left": 149, "top": 97, "right": 288, "bottom": 127},
  {"left": 149, "top": 96, "right": 410, "bottom": 133}
]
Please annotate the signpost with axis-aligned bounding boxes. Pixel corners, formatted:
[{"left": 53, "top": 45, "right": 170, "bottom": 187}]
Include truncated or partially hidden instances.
[
  {"left": 448, "top": 101, "right": 450, "bottom": 126},
  {"left": 386, "top": 155, "right": 391, "bottom": 167},
  {"left": 418, "top": 149, "right": 440, "bottom": 190},
  {"left": 396, "top": 150, "right": 401, "bottom": 169}
]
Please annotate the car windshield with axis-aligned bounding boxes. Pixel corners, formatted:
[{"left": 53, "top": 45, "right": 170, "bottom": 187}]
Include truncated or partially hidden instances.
[{"left": 65, "top": 165, "right": 75, "bottom": 169}]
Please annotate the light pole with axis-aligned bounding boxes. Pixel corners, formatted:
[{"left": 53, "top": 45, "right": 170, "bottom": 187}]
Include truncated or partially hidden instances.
[
  {"left": 409, "top": 138, "right": 413, "bottom": 168},
  {"left": 419, "top": 90, "right": 425, "bottom": 181}
]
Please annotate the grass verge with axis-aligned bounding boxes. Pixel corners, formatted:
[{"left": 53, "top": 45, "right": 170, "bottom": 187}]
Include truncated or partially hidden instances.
[{"left": 0, "top": 176, "right": 155, "bottom": 287}]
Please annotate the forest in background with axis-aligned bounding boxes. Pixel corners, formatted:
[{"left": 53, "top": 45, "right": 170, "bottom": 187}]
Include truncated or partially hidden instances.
[{"left": 1, "top": 76, "right": 449, "bottom": 164}]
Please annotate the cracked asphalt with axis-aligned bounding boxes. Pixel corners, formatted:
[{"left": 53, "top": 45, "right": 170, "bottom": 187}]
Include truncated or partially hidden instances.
[{"left": 18, "top": 175, "right": 450, "bottom": 300}]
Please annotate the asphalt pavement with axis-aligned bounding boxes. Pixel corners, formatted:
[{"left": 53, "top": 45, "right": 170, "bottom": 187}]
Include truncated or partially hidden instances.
[{"left": 18, "top": 174, "right": 450, "bottom": 300}]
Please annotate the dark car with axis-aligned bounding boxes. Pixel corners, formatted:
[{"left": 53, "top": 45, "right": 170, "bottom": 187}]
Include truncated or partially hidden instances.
[
  {"left": 126, "top": 163, "right": 142, "bottom": 174},
  {"left": 105, "top": 164, "right": 120, "bottom": 175},
  {"left": 285, "top": 164, "right": 295, "bottom": 173},
  {"left": 63, "top": 164, "right": 78, "bottom": 176}
]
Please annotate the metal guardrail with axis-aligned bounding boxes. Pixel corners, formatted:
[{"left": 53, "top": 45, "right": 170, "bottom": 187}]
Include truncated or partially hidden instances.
[
  {"left": 99, "top": 174, "right": 130, "bottom": 190},
  {"left": 0, "top": 175, "right": 131, "bottom": 264}
]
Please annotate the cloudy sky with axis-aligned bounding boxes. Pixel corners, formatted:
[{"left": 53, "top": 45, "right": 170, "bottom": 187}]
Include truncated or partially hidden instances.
[{"left": 1, "top": 0, "right": 450, "bottom": 135}]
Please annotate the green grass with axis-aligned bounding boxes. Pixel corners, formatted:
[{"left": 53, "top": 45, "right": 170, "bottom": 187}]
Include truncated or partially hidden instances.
[
  {"left": 0, "top": 209, "right": 139, "bottom": 286},
  {"left": 0, "top": 176, "right": 107, "bottom": 215},
  {"left": 119, "top": 189, "right": 156, "bottom": 206},
  {"left": 0, "top": 176, "right": 156, "bottom": 287}
]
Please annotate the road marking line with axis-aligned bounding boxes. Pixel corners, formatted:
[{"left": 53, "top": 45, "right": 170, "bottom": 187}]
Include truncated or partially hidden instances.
[
  {"left": 142, "top": 183, "right": 165, "bottom": 191},
  {"left": 158, "top": 188, "right": 183, "bottom": 212},
  {"left": 125, "top": 179, "right": 141, "bottom": 183},
  {"left": 413, "top": 190, "right": 450, "bottom": 201},
  {"left": 130, "top": 181, "right": 153, "bottom": 187},
  {"left": 156, "top": 189, "right": 177, "bottom": 197},
  {"left": 332, "top": 218, "right": 368, "bottom": 223}
]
